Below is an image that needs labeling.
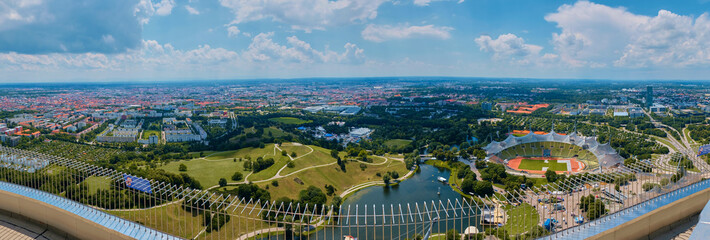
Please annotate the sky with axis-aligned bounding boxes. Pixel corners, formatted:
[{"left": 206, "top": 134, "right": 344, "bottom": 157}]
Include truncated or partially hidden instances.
[{"left": 2, "top": 0, "right": 710, "bottom": 82}]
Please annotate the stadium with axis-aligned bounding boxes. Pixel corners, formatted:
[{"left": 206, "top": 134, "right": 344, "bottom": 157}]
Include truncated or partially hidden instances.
[{"left": 483, "top": 129, "right": 624, "bottom": 175}]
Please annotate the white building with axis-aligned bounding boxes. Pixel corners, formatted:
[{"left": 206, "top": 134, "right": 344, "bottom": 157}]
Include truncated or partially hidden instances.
[
  {"left": 208, "top": 119, "right": 228, "bottom": 127},
  {"left": 349, "top": 128, "right": 372, "bottom": 138},
  {"left": 165, "top": 130, "right": 201, "bottom": 142},
  {"left": 650, "top": 104, "right": 667, "bottom": 113}
]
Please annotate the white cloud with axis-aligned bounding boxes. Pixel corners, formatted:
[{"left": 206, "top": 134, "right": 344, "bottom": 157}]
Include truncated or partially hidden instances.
[
  {"left": 227, "top": 26, "right": 240, "bottom": 38},
  {"left": 184, "top": 5, "right": 199, "bottom": 15},
  {"left": 413, "top": 0, "right": 432, "bottom": 6},
  {"left": 0, "top": 40, "right": 240, "bottom": 72},
  {"left": 0, "top": 0, "right": 43, "bottom": 30},
  {"left": 545, "top": 1, "right": 710, "bottom": 68},
  {"left": 362, "top": 24, "right": 453, "bottom": 42},
  {"left": 475, "top": 33, "right": 543, "bottom": 64},
  {"left": 616, "top": 11, "right": 710, "bottom": 68},
  {"left": 244, "top": 32, "right": 364, "bottom": 63},
  {"left": 134, "top": 0, "right": 156, "bottom": 24},
  {"left": 154, "top": 0, "right": 175, "bottom": 16},
  {"left": 0, "top": 0, "right": 144, "bottom": 54},
  {"left": 219, "top": 0, "right": 388, "bottom": 32},
  {"left": 413, "top": 0, "right": 460, "bottom": 6}
]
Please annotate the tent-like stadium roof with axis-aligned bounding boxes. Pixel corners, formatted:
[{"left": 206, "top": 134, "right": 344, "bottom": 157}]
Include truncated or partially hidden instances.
[{"left": 483, "top": 130, "right": 623, "bottom": 167}]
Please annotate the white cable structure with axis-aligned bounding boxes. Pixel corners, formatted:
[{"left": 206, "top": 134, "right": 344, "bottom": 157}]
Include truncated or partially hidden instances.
[{"left": 0, "top": 145, "right": 707, "bottom": 240}]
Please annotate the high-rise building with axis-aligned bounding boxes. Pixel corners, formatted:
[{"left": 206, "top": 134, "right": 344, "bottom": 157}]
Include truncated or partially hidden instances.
[{"left": 646, "top": 86, "right": 653, "bottom": 108}]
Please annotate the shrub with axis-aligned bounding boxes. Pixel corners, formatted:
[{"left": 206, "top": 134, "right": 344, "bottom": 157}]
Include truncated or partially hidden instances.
[
  {"left": 219, "top": 178, "right": 227, "bottom": 187},
  {"left": 231, "top": 172, "right": 243, "bottom": 181}
]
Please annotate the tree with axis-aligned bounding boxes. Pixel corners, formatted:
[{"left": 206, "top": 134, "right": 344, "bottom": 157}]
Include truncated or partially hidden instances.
[
  {"left": 545, "top": 169, "right": 558, "bottom": 182},
  {"left": 179, "top": 164, "right": 187, "bottom": 172},
  {"left": 271, "top": 180, "right": 279, "bottom": 187},
  {"left": 383, "top": 175, "right": 391, "bottom": 186},
  {"left": 445, "top": 229, "right": 459, "bottom": 240},
  {"left": 219, "top": 178, "right": 227, "bottom": 187},
  {"left": 298, "top": 186, "right": 327, "bottom": 211},
  {"left": 332, "top": 196, "right": 343, "bottom": 213},
  {"left": 358, "top": 150, "right": 368, "bottom": 162},
  {"left": 461, "top": 176, "right": 476, "bottom": 194},
  {"left": 231, "top": 172, "right": 243, "bottom": 181},
  {"left": 324, "top": 184, "right": 336, "bottom": 196},
  {"left": 587, "top": 199, "right": 607, "bottom": 220},
  {"left": 408, "top": 234, "right": 423, "bottom": 240},
  {"left": 282, "top": 150, "right": 288, "bottom": 156},
  {"left": 291, "top": 152, "right": 297, "bottom": 158},
  {"left": 330, "top": 149, "right": 339, "bottom": 159},
  {"left": 473, "top": 181, "right": 494, "bottom": 196},
  {"left": 243, "top": 160, "right": 252, "bottom": 171},
  {"left": 389, "top": 171, "right": 400, "bottom": 179}
]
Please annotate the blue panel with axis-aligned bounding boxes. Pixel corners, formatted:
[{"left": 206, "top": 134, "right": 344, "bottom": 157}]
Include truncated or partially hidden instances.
[
  {"left": 124, "top": 174, "right": 152, "bottom": 194},
  {"left": 699, "top": 144, "right": 710, "bottom": 156}
]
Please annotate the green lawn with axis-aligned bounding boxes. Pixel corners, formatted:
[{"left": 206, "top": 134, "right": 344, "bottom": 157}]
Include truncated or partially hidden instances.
[
  {"left": 204, "top": 145, "right": 276, "bottom": 160},
  {"left": 43, "top": 165, "right": 66, "bottom": 176},
  {"left": 187, "top": 151, "right": 216, "bottom": 158},
  {"left": 161, "top": 145, "right": 284, "bottom": 186},
  {"left": 229, "top": 127, "right": 292, "bottom": 144},
  {"left": 160, "top": 158, "right": 252, "bottom": 187},
  {"left": 268, "top": 117, "right": 312, "bottom": 125},
  {"left": 259, "top": 158, "right": 407, "bottom": 202},
  {"left": 278, "top": 143, "right": 312, "bottom": 158},
  {"left": 263, "top": 127, "right": 290, "bottom": 138},
  {"left": 502, "top": 203, "right": 539, "bottom": 235},
  {"left": 517, "top": 159, "right": 568, "bottom": 171},
  {"left": 279, "top": 145, "right": 338, "bottom": 176},
  {"left": 141, "top": 130, "right": 160, "bottom": 140},
  {"left": 107, "top": 202, "right": 205, "bottom": 239},
  {"left": 247, "top": 154, "right": 289, "bottom": 181},
  {"left": 83, "top": 176, "right": 112, "bottom": 193},
  {"left": 384, "top": 139, "right": 412, "bottom": 148}
]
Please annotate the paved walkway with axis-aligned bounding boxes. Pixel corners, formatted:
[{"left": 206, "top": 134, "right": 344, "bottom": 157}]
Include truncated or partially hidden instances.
[
  {"left": 0, "top": 211, "right": 66, "bottom": 240},
  {"left": 0, "top": 181, "right": 179, "bottom": 240}
]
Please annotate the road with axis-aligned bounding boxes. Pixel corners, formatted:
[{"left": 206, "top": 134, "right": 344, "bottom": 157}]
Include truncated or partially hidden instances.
[{"left": 644, "top": 110, "right": 710, "bottom": 172}]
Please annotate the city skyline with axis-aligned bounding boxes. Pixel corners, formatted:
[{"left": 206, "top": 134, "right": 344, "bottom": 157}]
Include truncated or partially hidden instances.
[{"left": 3, "top": 0, "right": 710, "bottom": 82}]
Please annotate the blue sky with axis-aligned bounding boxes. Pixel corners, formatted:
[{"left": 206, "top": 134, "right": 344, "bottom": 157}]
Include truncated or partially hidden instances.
[{"left": 2, "top": 0, "right": 710, "bottom": 82}]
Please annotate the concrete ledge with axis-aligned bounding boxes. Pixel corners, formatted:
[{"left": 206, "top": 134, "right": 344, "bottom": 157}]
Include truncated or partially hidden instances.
[
  {"left": 588, "top": 187, "right": 710, "bottom": 240},
  {"left": 0, "top": 189, "right": 133, "bottom": 240}
]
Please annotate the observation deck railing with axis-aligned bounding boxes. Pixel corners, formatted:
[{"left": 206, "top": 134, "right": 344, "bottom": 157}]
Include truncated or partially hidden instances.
[{"left": 0, "top": 145, "right": 707, "bottom": 240}]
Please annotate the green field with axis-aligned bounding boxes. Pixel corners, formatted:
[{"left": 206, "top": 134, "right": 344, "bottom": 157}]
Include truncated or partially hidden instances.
[
  {"left": 247, "top": 154, "right": 289, "bottom": 181},
  {"left": 268, "top": 117, "right": 312, "bottom": 125},
  {"left": 278, "top": 143, "right": 312, "bottom": 158},
  {"left": 107, "top": 203, "right": 206, "bottom": 239},
  {"left": 517, "top": 159, "right": 568, "bottom": 171},
  {"left": 384, "top": 139, "right": 412, "bottom": 148},
  {"left": 141, "top": 130, "right": 160, "bottom": 140},
  {"left": 255, "top": 158, "right": 408, "bottom": 202},
  {"left": 263, "top": 127, "right": 290, "bottom": 138},
  {"left": 229, "top": 127, "right": 292, "bottom": 144},
  {"left": 278, "top": 145, "right": 339, "bottom": 176},
  {"left": 160, "top": 144, "right": 289, "bottom": 186},
  {"left": 204, "top": 145, "right": 276, "bottom": 160},
  {"left": 160, "top": 158, "right": 248, "bottom": 187},
  {"left": 502, "top": 203, "right": 540, "bottom": 235},
  {"left": 83, "top": 176, "right": 112, "bottom": 193}
]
